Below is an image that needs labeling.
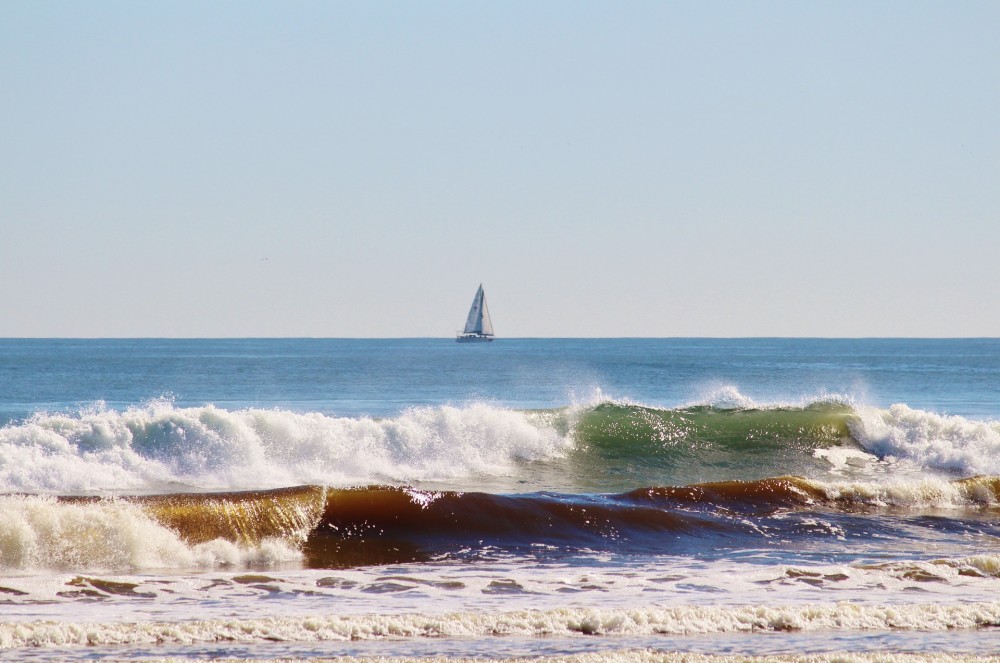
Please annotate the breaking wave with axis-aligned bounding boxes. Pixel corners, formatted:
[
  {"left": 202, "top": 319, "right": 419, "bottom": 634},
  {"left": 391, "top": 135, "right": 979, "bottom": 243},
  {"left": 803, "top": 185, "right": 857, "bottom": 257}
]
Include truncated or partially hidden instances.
[
  {"left": 849, "top": 403, "right": 1000, "bottom": 475},
  {"left": 0, "top": 393, "right": 999, "bottom": 494},
  {"left": 0, "top": 487, "right": 323, "bottom": 572},
  {"left": 0, "top": 400, "right": 570, "bottom": 492},
  {"left": 5, "top": 474, "right": 1000, "bottom": 572}
]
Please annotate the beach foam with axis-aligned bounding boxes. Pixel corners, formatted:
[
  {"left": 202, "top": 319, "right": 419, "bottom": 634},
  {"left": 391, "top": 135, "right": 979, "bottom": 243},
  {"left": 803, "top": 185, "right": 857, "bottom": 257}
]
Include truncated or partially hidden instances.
[
  {"left": 2, "top": 603, "right": 1000, "bottom": 648},
  {"left": 133, "top": 654, "right": 997, "bottom": 663},
  {"left": 135, "top": 654, "right": 995, "bottom": 663}
]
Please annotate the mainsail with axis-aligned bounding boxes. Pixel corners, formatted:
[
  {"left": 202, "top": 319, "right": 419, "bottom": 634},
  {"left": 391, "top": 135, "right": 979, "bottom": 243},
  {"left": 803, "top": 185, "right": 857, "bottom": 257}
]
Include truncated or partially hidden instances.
[{"left": 460, "top": 284, "right": 494, "bottom": 338}]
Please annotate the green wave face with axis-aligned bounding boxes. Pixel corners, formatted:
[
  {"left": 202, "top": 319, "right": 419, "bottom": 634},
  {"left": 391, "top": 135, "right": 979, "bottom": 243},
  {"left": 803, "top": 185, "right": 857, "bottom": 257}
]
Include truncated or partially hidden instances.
[{"left": 564, "top": 403, "right": 858, "bottom": 489}]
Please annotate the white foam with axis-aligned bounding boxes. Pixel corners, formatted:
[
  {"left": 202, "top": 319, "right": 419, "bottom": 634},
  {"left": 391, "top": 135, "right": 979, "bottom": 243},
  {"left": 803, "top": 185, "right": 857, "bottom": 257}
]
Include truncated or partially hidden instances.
[
  {"left": 136, "top": 653, "right": 1000, "bottom": 663},
  {"left": 809, "top": 476, "right": 973, "bottom": 509},
  {"left": 1, "top": 602, "right": 999, "bottom": 647},
  {"left": 0, "top": 495, "right": 301, "bottom": 572},
  {"left": 812, "top": 445, "right": 880, "bottom": 474},
  {"left": 0, "top": 401, "right": 572, "bottom": 492},
  {"left": 849, "top": 404, "right": 1000, "bottom": 475}
]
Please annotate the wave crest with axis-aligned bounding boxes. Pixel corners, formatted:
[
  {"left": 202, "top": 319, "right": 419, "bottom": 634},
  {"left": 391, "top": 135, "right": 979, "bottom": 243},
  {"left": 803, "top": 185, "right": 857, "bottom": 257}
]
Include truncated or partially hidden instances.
[
  {"left": 850, "top": 404, "right": 1000, "bottom": 475},
  {"left": 0, "top": 401, "right": 571, "bottom": 492},
  {"left": 5, "top": 398, "right": 1000, "bottom": 493}
]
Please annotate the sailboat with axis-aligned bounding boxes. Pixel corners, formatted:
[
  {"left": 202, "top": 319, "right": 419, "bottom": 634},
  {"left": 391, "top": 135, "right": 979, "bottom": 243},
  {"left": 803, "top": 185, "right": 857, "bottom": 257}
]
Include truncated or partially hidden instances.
[{"left": 456, "top": 284, "right": 495, "bottom": 343}]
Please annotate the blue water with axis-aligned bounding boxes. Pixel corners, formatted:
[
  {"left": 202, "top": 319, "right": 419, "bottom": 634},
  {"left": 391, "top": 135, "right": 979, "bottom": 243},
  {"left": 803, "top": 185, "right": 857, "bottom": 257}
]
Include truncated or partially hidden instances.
[{"left": 3, "top": 338, "right": 998, "bottom": 422}]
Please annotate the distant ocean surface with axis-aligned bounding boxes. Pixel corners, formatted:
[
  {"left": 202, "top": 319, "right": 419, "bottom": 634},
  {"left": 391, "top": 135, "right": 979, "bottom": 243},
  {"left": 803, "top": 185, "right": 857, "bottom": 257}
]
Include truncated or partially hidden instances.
[{"left": 2, "top": 338, "right": 1000, "bottom": 662}]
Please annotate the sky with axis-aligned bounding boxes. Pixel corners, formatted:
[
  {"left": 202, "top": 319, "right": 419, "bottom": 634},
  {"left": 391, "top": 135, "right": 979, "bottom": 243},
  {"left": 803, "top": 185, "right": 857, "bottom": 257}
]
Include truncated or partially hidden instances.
[{"left": 1, "top": 1, "right": 998, "bottom": 337}]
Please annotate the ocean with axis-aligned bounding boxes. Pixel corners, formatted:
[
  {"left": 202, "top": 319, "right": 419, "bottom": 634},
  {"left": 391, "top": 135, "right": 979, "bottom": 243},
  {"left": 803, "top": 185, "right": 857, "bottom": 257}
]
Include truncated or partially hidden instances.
[{"left": 1, "top": 338, "right": 1000, "bottom": 662}]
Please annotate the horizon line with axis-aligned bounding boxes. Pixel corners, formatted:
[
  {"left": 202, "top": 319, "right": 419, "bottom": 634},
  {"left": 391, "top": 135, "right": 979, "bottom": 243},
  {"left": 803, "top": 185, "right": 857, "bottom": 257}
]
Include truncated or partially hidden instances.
[{"left": 1, "top": 336, "right": 998, "bottom": 341}]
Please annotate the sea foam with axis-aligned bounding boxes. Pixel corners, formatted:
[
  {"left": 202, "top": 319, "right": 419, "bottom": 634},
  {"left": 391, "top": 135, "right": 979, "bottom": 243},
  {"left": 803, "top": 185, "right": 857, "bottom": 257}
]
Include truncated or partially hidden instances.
[
  {"left": 4, "top": 397, "right": 1000, "bottom": 495},
  {"left": 849, "top": 404, "right": 1000, "bottom": 475},
  {"left": 2, "top": 602, "right": 1000, "bottom": 647},
  {"left": 0, "top": 401, "right": 571, "bottom": 493}
]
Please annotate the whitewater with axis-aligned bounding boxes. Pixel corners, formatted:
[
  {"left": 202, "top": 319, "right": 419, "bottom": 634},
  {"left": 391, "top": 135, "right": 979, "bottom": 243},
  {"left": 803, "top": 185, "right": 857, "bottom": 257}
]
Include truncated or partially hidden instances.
[
  {"left": 1, "top": 337, "right": 999, "bottom": 662},
  {"left": 3, "top": 397, "right": 999, "bottom": 493}
]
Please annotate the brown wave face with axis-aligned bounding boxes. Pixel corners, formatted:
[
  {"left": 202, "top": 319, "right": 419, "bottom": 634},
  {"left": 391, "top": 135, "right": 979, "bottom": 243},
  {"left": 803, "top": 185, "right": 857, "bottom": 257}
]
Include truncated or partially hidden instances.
[
  {"left": 303, "top": 477, "right": 1000, "bottom": 568},
  {"left": 136, "top": 485, "right": 328, "bottom": 546},
  {"left": 53, "top": 476, "right": 1000, "bottom": 570},
  {"left": 301, "top": 481, "right": 825, "bottom": 568},
  {"left": 59, "top": 485, "right": 328, "bottom": 547},
  {"left": 951, "top": 476, "right": 1000, "bottom": 504},
  {"left": 622, "top": 476, "right": 827, "bottom": 510},
  {"left": 319, "top": 486, "right": 715, "bottom": 537}
]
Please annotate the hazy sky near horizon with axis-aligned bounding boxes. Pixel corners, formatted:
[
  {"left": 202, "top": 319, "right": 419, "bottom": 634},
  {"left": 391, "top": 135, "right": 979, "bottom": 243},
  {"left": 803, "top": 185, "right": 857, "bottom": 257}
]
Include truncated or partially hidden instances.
[{"left": 2, "top": 2, "right": 997, "bottom": 337}]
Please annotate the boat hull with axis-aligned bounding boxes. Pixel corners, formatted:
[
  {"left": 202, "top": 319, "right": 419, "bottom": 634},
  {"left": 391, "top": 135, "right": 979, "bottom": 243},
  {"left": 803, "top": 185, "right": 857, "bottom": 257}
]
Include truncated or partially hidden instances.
[{"left": 456, "top": 334, "right": 494, "bottom": 343}]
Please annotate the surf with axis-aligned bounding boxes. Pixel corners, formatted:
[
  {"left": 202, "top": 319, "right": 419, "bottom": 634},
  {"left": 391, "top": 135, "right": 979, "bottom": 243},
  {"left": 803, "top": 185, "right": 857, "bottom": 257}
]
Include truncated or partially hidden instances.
[
  {"left": 0, "top": 400, "right": 572, "bottom": 493},
  {"left": 5, "top": 472, "right": 1000, "bottom": 572},
  {"left": 303, "top": 476, "right": 1000, "bottom": 567},
  {"left": 0, "top": 486, "right": 325, "bottom": 572},
  {"left": 3, "top": 396, "right": 1000, "bottom": 494}
]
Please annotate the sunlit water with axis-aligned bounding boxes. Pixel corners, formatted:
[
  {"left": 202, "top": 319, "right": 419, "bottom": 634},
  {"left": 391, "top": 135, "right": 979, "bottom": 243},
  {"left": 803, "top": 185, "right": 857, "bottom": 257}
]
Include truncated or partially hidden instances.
[{"left": 1, "top": 338, "right": 999, "bottom": 661}]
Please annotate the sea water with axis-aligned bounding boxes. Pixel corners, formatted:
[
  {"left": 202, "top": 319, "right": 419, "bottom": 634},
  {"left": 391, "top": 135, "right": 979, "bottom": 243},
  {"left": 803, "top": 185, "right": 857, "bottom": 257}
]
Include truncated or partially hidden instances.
[{"left": 1, "top": 338, "right": 1000, "bottom": 661}]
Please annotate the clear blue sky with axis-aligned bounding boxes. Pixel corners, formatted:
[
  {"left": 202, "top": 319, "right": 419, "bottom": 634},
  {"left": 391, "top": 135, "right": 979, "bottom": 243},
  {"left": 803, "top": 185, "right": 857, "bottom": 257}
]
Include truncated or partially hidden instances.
[{"left": 2, "top": 1, "right": 997, "bottom": 337}]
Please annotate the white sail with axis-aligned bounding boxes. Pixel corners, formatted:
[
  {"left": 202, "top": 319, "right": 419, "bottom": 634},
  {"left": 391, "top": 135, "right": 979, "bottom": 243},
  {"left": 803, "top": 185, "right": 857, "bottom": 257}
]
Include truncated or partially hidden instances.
[
  {"left": 463, "top": 285, "right": 486, "bottom": 334},
  {"left": 479, "top": 293, "right": 494, "bottom": 336},
  {"left": 459, "top": 284, "right": 494, "bottom": 339}
]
